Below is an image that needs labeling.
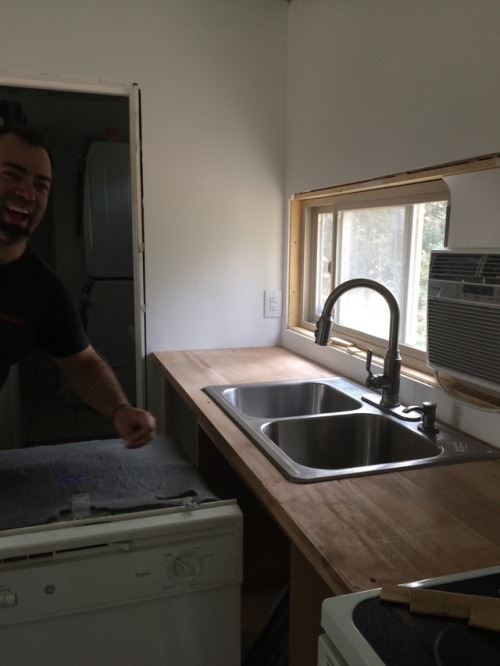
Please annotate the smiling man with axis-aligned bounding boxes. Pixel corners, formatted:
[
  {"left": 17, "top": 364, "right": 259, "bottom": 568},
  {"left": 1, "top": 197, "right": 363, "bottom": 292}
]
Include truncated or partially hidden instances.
[
  {"left": 0, "top": 127, "right": 156, "bottom": 448},
  {"left": 0, "top": 131, "right": 52, "bottom": 257}
]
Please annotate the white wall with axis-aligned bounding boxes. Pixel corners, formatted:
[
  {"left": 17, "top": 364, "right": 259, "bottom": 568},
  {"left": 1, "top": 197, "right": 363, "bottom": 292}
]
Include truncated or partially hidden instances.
[
  {"left": 0, "top": 0, "right": 288, "bottom": 360},
  {"left": 283, "top": 0, "right": 500, "bottom": 447},
  {"left": 286, "top": 0, "right": 500, "bottom": 194}
]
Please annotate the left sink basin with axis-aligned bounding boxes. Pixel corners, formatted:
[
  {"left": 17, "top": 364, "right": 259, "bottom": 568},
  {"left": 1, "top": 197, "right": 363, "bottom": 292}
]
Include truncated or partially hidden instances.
[{"left": 206, "top": 378, "right": 362, "bottom": 418}]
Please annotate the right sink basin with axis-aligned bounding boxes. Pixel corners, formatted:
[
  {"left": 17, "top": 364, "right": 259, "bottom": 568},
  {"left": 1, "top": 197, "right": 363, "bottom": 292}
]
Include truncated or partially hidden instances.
[
  {"left": 262, "top": 412, "right": 440, "bottom": 470},
  {"left": 204, "top": 377, "right": 500, "bottom": 483}
]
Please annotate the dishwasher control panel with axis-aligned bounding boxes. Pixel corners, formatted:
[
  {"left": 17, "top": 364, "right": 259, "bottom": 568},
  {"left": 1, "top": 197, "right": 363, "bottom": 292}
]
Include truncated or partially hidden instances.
[{"left": 0, "top": 506, "right": 242, "bottom": 625}]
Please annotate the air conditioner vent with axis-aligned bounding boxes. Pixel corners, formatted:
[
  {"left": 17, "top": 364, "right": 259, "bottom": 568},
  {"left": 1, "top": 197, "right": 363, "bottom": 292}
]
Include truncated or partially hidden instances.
[
  {"left": 429, "top": 253, "right": 482, "bottom": 281},
  {"left": 428, "top": 250, "right": 500, "bottom": 390},
  {"left": 480, "top": 255, "right": 500, "bottom": 283},
  {"left": 428, "top": 299, "right": 500, "bottom": 387}
]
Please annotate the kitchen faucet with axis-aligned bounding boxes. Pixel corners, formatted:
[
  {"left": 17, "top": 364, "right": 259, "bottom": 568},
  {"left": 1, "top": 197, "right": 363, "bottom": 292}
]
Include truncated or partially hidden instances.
[{"left": 315, "top": 278, "right": 402, "bottom": 410}]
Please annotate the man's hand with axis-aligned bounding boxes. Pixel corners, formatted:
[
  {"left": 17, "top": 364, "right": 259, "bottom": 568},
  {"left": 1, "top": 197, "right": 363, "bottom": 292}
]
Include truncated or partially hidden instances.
[
  {"left": 112, "top": 405, "right": 156, "bottom": 448},
  {"left": 55, "top": 346, "right": 156, "bottom": 448}
]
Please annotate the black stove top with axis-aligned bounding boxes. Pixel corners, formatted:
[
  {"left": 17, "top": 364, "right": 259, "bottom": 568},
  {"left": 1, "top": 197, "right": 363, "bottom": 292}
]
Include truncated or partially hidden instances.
[{"left": 353, "top": 573, "right": 500, "bottom": 665}]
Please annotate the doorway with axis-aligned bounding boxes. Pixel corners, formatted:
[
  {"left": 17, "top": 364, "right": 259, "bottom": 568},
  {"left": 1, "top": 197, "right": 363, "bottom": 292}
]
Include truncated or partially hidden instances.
[{"left": 0, "top": 79, "right": 145, "bottom": 446}]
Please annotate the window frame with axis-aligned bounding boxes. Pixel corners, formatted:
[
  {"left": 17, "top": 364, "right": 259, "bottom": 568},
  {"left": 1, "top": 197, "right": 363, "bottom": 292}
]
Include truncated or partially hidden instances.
[{"left": 287, "top": 155, "right": 500, "bottom": 375}]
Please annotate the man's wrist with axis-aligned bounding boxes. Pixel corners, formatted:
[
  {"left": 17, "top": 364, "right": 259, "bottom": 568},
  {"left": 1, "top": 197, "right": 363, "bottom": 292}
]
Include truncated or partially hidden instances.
[{"left": 109, "top": 403, "right": 131, "bottom": 420}]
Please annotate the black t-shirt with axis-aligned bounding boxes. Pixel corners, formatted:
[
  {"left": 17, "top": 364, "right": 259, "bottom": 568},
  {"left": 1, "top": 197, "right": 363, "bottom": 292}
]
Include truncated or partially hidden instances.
[{"left": 0, "top": 245, "right": 89, "bottom": 390}]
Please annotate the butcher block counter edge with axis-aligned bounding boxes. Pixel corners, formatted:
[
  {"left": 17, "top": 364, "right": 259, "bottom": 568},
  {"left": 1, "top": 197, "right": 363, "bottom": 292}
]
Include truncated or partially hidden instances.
[{"left": 153, "top": 347, "right": 500, "bottom": 595}]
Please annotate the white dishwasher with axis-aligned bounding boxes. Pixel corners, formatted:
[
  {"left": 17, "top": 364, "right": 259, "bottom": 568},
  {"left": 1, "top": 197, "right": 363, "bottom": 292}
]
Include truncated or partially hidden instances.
[
  {"left": 0, "top": 436, "right": 243, "bottom": 666},
  {"left": 0, "top": 501, "right": 242, "bottom": 666}
]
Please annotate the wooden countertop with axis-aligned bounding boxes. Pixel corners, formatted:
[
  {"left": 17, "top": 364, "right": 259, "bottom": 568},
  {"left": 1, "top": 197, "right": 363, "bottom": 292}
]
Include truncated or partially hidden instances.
[{"left": 154, "top": 347, "right": 500, "bottom": 595}]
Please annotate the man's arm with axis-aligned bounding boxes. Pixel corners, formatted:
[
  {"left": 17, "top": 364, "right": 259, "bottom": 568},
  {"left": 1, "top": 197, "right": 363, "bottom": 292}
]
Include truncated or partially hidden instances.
[{"left": 54, "top": 344, "right": 156, "bottom": 448}]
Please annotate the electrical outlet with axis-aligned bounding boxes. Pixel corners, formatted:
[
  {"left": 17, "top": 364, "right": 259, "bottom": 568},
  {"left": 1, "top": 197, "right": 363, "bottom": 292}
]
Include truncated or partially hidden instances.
[{"left": 264, "top": 289, "right": 282, "bottom": 318}]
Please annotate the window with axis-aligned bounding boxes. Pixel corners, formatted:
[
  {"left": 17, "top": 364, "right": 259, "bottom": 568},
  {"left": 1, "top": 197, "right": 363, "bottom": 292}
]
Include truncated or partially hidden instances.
[{"left": 290, "top": 179, "right": 450, "bottom": 371}]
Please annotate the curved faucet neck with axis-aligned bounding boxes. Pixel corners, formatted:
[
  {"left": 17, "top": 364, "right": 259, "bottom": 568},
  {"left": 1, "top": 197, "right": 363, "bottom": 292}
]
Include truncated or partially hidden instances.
[
  {"left": 316, "top": 278, "right": 401, "bottom": 408},
  {"left": 320, "top": 278, "right": 400, "bottom": 354}
]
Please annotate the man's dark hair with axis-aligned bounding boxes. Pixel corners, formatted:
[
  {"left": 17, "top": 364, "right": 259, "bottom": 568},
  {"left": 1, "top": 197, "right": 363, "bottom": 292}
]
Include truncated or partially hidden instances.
[{"left": 0, "top": 125, "right": 53, "bottom": 168}]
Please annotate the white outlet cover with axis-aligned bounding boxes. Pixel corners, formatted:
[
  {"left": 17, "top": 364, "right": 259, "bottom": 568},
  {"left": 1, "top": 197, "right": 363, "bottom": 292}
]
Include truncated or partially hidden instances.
[{"left": 264, "top": 289, "right": 282, "bottom": 318}]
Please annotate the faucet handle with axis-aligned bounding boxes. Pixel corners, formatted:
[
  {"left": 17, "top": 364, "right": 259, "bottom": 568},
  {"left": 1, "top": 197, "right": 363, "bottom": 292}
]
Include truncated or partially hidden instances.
[
  {"left": 366, "top": 348, "right": 372, "bottom": 374},
  {"left": 365, "top": 349, "right": 379, "bottom": 388},
  {"left": 365, "top": 349, "right": 373, "bottom": 386}
]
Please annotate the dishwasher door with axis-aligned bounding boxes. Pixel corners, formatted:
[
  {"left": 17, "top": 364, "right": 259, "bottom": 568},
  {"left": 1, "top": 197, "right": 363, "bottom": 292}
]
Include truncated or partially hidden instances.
[{"left": 0, "top": 502, "right": 242, "bottom": 666}]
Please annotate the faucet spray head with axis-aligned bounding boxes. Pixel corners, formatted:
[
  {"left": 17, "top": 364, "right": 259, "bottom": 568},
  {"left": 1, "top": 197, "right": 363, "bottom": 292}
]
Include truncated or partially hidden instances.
[{"left": 315, "top": 315, "right": 333, "bottom": 345}]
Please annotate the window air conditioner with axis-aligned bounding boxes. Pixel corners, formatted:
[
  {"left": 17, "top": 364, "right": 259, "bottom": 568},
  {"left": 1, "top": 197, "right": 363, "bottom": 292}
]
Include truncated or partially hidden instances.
[{"left": 427, "top": 250, "right": 500, "bottom": 391}]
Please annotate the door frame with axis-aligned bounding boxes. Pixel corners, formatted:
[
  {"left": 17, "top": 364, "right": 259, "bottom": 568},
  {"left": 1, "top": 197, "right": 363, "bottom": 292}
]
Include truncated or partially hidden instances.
[{"left": 0, "top": 71, "right": 147, "bottom": 407}]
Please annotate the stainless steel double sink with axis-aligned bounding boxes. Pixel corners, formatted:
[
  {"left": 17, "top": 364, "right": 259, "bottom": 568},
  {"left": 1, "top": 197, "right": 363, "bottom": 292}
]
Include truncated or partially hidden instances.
[{"left": 203, "top": 377, "right": 499, "bottom": 483}]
